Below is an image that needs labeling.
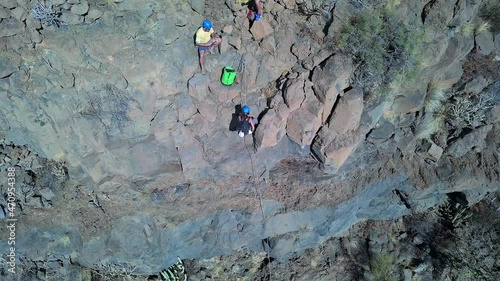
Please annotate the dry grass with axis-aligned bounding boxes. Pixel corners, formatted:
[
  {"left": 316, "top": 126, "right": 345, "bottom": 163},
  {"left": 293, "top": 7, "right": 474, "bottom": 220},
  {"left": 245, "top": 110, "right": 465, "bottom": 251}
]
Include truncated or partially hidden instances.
[
  {"left": 460, "top": 21, "right": 475, "bottom": 37},
  {"left": 424, "top": 81, "right": 448, "bottom": 114},
  {"left": 475, "top": 21, "right": 491, "bottom": 34},
  {"left": 415, "top": 114, "right": 445, "bottom": 140}
]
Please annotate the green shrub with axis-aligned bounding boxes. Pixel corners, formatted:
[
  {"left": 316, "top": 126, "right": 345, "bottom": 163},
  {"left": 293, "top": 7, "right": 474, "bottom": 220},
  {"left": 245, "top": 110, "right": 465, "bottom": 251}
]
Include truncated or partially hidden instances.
[
  {"left": 338, "top": 6, "right": 424, "bottom": 89},
  {"left": 479, "top": 0, "right": 500, "bottom": 33},
  {"left": 370, "top": 252, "right": 398, "bottom": 281}
]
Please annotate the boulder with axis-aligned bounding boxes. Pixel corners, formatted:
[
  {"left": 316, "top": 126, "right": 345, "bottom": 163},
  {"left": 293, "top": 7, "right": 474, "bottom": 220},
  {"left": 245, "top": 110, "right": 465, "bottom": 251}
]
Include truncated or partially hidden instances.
[
  {"left": 487, "top": 105, "right": 500, "bottom": 124},
  {"left": 0, "top": 0, "right": 17, "bottom": 9},
  {"left": 255, "top": 96, "right": 290, "bottom": 149},
  {"left": 250, "top": 19, "right": 273, "bottom": 41},
  {"left": 260, "top": 36, "right": 276, "bottom": 53},
  {"left": 0, "top": 17, "right": 25, "bottom": 38},
  {"left": 329, "top": 87, "right": 364, "bottom": 134},
  {"left": 446, "top": 125, "right": 493, "bottom": 158},
  {"left": 225, "top": 0, "right": 246, "bottom": 12},
  {"left": 60, "top": 10, "right": 84, "bottom": 25},
  {"left": 281, "top": 0, "right": 296, "bottom": 9},
  {"left": 16, "top": 0, "right": 29, "bottom": 10},
  {"left": 391, "top": 87, "right": 426, "bottom": 114},
  {"left": 367, "top": 120, "right": 396, "bottom": 142},
  {"left": 222, "top": 25, "right": 233, "bottom": 34},
  {"left": 283, "top": 79, "right": 305, "bottom": 112},
  {"left": 312, "top": 54, "right": 354, "bottom": 122},
  {"left": 427, "top": 142, "right": 443, "bottom": 162},
  {"left": 0, "top": 7, "right": 8, "bottom": 19},
  {"left": 286, "top": 107, "right": 321, "bottom": 146},
  {"left": 476, "top": 31, "right": 495, "bottom": 55},
  {"left": 416, "top": 139, "right": 443, "bottom": 162},
  {"left": 291, "top": 41, "right": 311, "bottom": 61},
  {"left": 10, "top": 6, "right": 27, "bottom": 21},
  {"left": 190, "top": 0, "right": 205, "bottom": 14},
  {"left": 71, "top": 2, "right": 89, "bottom": 15},
  {"left": 0, "top": 53, "right": 20, "bottom": 78},
  {"left": 463, "top": 75, "right": 489, "bottom": 94},
  {"left": 311, "top": 88, "right": 367, "bottom": 172},
  {"left": 228, "top": 36, "right": 242, "bottom": 50},
  {"left": 86, "top": 8, "right": 104, "bottom": 22}
]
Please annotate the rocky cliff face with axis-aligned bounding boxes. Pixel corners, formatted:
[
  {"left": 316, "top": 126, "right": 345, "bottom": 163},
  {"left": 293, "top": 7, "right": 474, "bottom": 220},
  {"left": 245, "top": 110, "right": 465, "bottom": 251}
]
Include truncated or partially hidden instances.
[{"left": 0, "top": 0, "right": 499, "bottom": 280}]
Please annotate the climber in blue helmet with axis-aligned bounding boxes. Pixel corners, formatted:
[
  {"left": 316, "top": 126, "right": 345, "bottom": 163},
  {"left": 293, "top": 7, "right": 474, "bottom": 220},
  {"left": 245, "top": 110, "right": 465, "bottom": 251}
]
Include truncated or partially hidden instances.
[
  {"left": 237, "top": 105, "right": 258, "bottom": 137},
  {"left": 195, "top": 19, "right": 222, "bottom": 74}
]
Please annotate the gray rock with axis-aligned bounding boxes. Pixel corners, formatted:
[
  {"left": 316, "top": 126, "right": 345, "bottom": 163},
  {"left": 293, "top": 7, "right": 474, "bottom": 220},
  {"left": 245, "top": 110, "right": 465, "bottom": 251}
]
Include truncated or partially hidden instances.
[
  {"left": 222, "top": 25, "right": 233, "bottom": 34},
  {"left": 0, "top": 17, "right": 25, "bottom": 37},
  {"left": 255, "top": 98, "right": 290, "bottom": 149},
  {"left": 228, "top": 35, "right": 241, "bottom": 50},
  {"left": 60, "top": 10, "right": 84, "bottom": 25},
  {"left": 311, "top": 54, "right": 354, "bottom": 122},
  {"left": 0, "top": 7, "right": 9, "bottom": 18},
  {"left": 175, "top": 93, "right": 197, "bottom": 123},
  {"left": 250, "top": 19, "right": 273, "bottom": 41},
  {"left": 10, "top": 6, "right": 26, "bottom": 21},
  {"left": 130, "top": 139, "right": 182, "bottom": 177},
  {"left": 190, "top": 0, "right": 205, "bottom": 14},
  {"left": 368, "top": 120, "right": 395, "bottom": 141},
  {"left": 283, "top": 79, "right": 305, "bottom": 112},
  {"left": 446, "top": 125, "right": 493, "bottom": 158},
  {"left": 0, "top": 53, "right": 20, "bottom": 78},
  {"left": 463, "top": 75, "right": 489, "bottom": 94},
  {"left": 15, "top": 0, "right": 28, "bottom": 9},
  {"left": 476, "top": 31, "right": 494, "bottom": 55},
  {"left": 391, "top": 87, "right": 426, "bottom": 114},
  {"left": 71, "top": 2, "right": 89, "bottom": 15},
  {"left": 39, "top": 188, "right": 56, "bottom": 200},
  {"left": 260, "top": 36, "right": 276, "bottom": 53},
  {"left": 188, "top": 73, "right": 210, "bottom": 99},
  {"left": 329, "top": 87, "right": 364, "bottom": 134},
  {"left": 0, "top": 0, "right": 17, "bottom": 9},
  {"left": 86, "top": 8, "right": 103, "bottom": 22}
]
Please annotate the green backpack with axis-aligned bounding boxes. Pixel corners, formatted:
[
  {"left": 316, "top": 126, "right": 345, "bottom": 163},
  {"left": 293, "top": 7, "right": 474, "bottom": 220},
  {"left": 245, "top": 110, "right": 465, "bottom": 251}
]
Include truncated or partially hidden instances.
[{"left": 221, "top": 66, "right": 237, "bottom": 86}]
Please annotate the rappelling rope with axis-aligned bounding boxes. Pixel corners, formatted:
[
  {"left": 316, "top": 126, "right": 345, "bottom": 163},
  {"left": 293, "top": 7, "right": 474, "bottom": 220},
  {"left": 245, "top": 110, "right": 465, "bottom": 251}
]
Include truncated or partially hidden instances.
[
  {"left": 243, "top": 137, "right": 273, "bottom": 281},
  {"left": 238, "top": 55, "right": 273, "bottom": 280},
  {"left": 238, "top": 56, "right": 247, "bottom": 106}
]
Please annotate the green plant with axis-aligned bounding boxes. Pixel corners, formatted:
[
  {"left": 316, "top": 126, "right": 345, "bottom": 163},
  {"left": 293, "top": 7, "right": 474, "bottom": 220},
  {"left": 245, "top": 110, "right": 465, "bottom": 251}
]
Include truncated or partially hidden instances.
[
  {"left": 479, "top": 0, "right": 500, "bottom": 33},
  {"left": 338, "top": 6, "right": 424, "bottom": 89},
  {"left": 370, "top": 252, "right": 398, "bottom": 281}
]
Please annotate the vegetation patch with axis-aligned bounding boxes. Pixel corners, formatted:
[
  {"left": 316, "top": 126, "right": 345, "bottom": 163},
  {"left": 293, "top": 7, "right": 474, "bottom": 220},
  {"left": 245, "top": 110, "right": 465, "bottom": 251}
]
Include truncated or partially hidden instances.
[
  {"left": 479, "top": 0, "right": 500, "bottom": 33},
  {"left": 337, "top": 5, "right": 424, "bottom": 90}
]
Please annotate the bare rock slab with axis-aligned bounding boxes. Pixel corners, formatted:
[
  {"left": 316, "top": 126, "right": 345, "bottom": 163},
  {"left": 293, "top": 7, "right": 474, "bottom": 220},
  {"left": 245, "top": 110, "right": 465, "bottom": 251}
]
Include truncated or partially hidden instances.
[{"left": 250, "top": 19, "right": 273, "bottom": 41}]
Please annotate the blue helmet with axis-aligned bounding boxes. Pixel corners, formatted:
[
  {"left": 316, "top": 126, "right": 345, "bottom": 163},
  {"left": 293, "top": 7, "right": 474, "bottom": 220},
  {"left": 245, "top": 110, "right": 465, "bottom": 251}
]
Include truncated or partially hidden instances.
[
  {"left": 202, "top": 20, "right": 212, "bottom": 30},
  {"left": 242, "top": 105, "right": 250, "bottom": 114}
]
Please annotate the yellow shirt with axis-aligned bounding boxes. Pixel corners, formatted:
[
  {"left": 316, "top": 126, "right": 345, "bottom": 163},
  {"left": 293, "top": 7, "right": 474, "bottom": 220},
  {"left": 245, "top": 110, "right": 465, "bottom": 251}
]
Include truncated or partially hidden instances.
[{"left": 195, "top": 27, "right": 214, "bottom": 44}]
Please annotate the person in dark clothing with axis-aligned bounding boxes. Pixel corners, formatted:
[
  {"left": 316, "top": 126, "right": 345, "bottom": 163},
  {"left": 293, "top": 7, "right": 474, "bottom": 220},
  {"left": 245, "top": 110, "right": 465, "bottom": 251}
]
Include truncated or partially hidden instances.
[{"left": 238, "top": 105, "right": 257, "bottom": 137}]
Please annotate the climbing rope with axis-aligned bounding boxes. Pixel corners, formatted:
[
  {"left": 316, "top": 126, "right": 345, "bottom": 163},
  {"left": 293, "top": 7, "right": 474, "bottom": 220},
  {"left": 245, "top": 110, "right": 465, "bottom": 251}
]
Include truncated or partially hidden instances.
[
  {"left": 238, "top": 54, "right": 273, "bottom": 280},
  {"left": 238, "top": 55, "right": 247, "bottom": 106},
  {"left": 243, "top": 136, "right": 273, "bottom": 281}
]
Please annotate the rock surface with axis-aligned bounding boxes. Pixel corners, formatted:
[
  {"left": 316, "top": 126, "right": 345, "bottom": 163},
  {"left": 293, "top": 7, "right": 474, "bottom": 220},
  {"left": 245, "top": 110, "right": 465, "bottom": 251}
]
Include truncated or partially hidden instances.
[{"left": 0, "top": 0, "right": 499, "bottom": 280}]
